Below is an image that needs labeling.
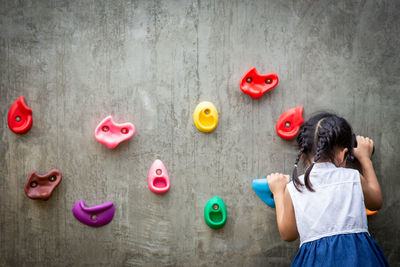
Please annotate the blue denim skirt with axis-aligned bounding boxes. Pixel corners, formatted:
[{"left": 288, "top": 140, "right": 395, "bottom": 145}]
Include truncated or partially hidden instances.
[{"left": 291, "top": 232, "right": 389, "bottom": 267}]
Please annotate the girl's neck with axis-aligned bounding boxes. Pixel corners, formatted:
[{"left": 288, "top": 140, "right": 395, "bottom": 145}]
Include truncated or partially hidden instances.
[{"left": 305, "top": 159, "right": 335, "bottom": 167}]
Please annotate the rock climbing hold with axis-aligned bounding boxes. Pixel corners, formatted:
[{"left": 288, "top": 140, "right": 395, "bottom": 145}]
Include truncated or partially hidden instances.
[
  {"left": 366, "top": 209, "right": 378, "bottom": 216},
  {"left": 24, "top": 169, "right": 62, "bottom": 200},
  {"left": 94, "top": 116, "right": 135, "bottom": 149},
  {"left": 148, "top": 159, "right": 171, "bottom": 194},
  {"left": 8, "top": 96, "right": 33, "bottom": 134},
  {"left": 72, "top": 200, "right": 115, "bottom": 227},
  {"left": 252, "top": 178, "right": 275, "bottom": 208},
  {"left": 239, "top": 67, "right": 279, "bottom": 99},
  {"left": 204, "top": 196, "right": 227, "bottom": 229},
  {"left": 193, "top": 101, "right": 218, "bottom": 133},
  {"left": 276, "top": 106, "right": 304, "bottom": 140}
]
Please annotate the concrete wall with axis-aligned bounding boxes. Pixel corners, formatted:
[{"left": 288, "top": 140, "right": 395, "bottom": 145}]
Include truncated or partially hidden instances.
[{"left": 1, "top": 0, "right": 399, "bottom": 266}]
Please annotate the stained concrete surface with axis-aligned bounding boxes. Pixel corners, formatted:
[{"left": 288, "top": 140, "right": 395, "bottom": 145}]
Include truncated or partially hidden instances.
[{"left": 0, "top": 0, "right": 399, "bottom": 266}]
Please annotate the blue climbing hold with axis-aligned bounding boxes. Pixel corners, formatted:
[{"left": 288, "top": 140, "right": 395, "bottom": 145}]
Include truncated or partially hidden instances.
[{"left": 252, "top": 178, "right": 275, "bottom": 208}]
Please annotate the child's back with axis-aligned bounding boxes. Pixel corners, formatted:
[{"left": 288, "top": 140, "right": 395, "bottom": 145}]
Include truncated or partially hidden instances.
[{"left": 287, "top": 163, "right": 367, "bottom": 247}]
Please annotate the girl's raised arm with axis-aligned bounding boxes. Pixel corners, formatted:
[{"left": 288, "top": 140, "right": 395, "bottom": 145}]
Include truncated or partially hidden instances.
[
  {"left": 354, "top": 136, "right": 383, "bottom": 211},
  {"left": 267, "top": 173, "right": 299, "bottom": 241}
]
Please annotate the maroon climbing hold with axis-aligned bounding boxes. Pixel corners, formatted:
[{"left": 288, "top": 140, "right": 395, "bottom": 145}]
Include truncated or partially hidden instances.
[
  {"left": 239, "top": 67, "right": 279, "bottom": 99},
  {"left": 276, "top": 107, "right": 304, "bottom": 140},
  {"left": 8, "top": 96, "right": 33, "bottom": 134},
  {"left": 24, "top": 169, "right": 62, "bottom": 200}
]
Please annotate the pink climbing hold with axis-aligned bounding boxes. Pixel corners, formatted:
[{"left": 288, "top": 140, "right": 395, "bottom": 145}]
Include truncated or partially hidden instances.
[
  {"left": 94, "top": 116, "right": 135, "bottom": 149},
  {"left": 148, "top": 159, "right": 170, "bottom": 194}
]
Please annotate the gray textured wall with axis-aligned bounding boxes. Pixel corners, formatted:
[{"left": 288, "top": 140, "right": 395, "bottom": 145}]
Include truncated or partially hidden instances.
[{"left": 1, "top": 0, "right": 399, "bottom": 266}]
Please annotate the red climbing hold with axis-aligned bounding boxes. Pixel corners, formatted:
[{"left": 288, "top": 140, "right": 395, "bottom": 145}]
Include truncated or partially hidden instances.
[
  {"left": 7, "top": 96, "right": 33, "bottom": 134},
  {"left": 239, "top": 67, "right": 279, "bottom": 99},
  {"left": 276, "top": 107, "right": 304, "bottom": 140}
]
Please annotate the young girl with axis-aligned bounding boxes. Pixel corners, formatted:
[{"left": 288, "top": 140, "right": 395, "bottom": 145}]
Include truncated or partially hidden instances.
[{"left": 267, "top": 112, "right": 389, "bottom": 266}]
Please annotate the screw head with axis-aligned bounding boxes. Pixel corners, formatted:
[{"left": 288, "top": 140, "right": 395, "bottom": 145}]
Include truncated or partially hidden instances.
[
  {"left": 15, "top": 116, "right": 21, "bottom": 122},
  {"left": 265, "top": 79, "right": 272, "bottom": 84},
  {"left": 285, "top": 122, "right": 291, "bottom": 128},
  {"left": 30, "top": 181, "right": 38, "bottom": 188},
  {"left": 156, "top": 169, "right": 162, "bottom": 175},
  {"left": 121, "top": 128, "right": 128, "bottom": 134},
  {"left": 212, "top": 204, "right": 219, "bottom": 210},
  {"left": 91, "top": 215, "right": 98, "bottom": 220},
  {"left": 48, "top": 176, "right": 56, "bottom": 182},
  {"left": 102, "top": 126, "right": 109, "bottom": 132},
  {"left": 246, "top": 77, "right": 252, "bottom": 83}
]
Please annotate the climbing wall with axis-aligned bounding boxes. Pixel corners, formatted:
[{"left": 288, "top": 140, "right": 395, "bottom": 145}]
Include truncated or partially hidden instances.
[{"left": 1, "top": 0, "right": 399, "bottom": 266}]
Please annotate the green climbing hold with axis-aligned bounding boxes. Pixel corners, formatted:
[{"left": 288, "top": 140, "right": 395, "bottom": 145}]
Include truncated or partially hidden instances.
[{"left": 204, "top": 196, "right": 227, "bottom": 229}]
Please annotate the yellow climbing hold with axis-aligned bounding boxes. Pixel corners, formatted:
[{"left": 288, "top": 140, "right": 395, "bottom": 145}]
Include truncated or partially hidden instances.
[{"left": 193, "top": 101, "right": 218, "bottom": 133}]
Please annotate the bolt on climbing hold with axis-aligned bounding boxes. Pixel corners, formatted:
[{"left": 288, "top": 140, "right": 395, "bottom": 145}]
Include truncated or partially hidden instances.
[
  {"left": 148, "top": 159, "right": 171, "bottom": 194},
  {"left": 8, "top": 96, "right": 33, "bottom": 134},
  {"left": 239, "top": 67, "right": 279, "bottom": 99},
  {"left": 72, "top": 200, "right": 115, "bottom": 227},
  {"left": 24, "top": 169, "right": 62, "bottom": 200},
  {"left": 276, "top": 107, "right": 304, "bottom": 140},
  {"left": 204, "top": 196, "right": 227, "bottom": 229},
  {"left": 193, "top": 101, "right": 218, "bottom": 133},
  {"left": 94, "top": 116, "right": 135, "bottom": 149},
  {"left": 252, "top": 178, "right": 276, "bottom": 208}
]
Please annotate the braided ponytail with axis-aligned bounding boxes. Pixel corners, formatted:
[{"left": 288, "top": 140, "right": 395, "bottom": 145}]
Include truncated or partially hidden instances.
[
  {"left": 303, "top": 134, "right": 328, "bottom": 192},
  {"left": 292, "top": 123, "right": 316, "bottom": 191},
  {"left": 292, "top": 148, "right": 304, "bottom": 191}
]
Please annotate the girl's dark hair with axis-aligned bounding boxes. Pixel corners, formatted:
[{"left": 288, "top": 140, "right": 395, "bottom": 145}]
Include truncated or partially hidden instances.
[{"left": 292, "top": 112, "right": 354, "bottom": 192}]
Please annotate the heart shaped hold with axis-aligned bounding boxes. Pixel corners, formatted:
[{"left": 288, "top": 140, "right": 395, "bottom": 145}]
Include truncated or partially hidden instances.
[
  {"left": 8, "top": 96, "right": 33, "bottom": 134},
  {"left": 252, "top": 178, "right": 275, "bottom": 208},
  {"left": 72, "top": 200, "right": 115, "bottom": 227},
  {"left": 94, "top": 116, "right": 135, "bottom": 149},
  {"left": 24, "top": 169, "right": 62, "bottom": 200},
  {"left": 148, "top": 159, "right": 170, "bottom": 194},
  {"left": 276, "top": 106, "right": 304, "bottom": 140},
  {"left": 193, "top": 101, "right": 218, "bottom": 133},
  {"left": 204, "top": 196, "right": 227, "bottom": 229},
  {"left": 240, "top": 67, "right": 279, "bottom": 99}
]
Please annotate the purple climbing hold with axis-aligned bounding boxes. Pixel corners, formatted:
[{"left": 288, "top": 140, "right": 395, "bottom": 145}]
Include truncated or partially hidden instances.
[{"left": 72, "top": 200, "right": 115, "bottom": 227}]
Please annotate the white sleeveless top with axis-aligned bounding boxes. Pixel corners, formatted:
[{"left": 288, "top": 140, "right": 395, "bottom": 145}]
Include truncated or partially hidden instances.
[{"left": 286, "top": 162, "right": 369, "bottom": 247}]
